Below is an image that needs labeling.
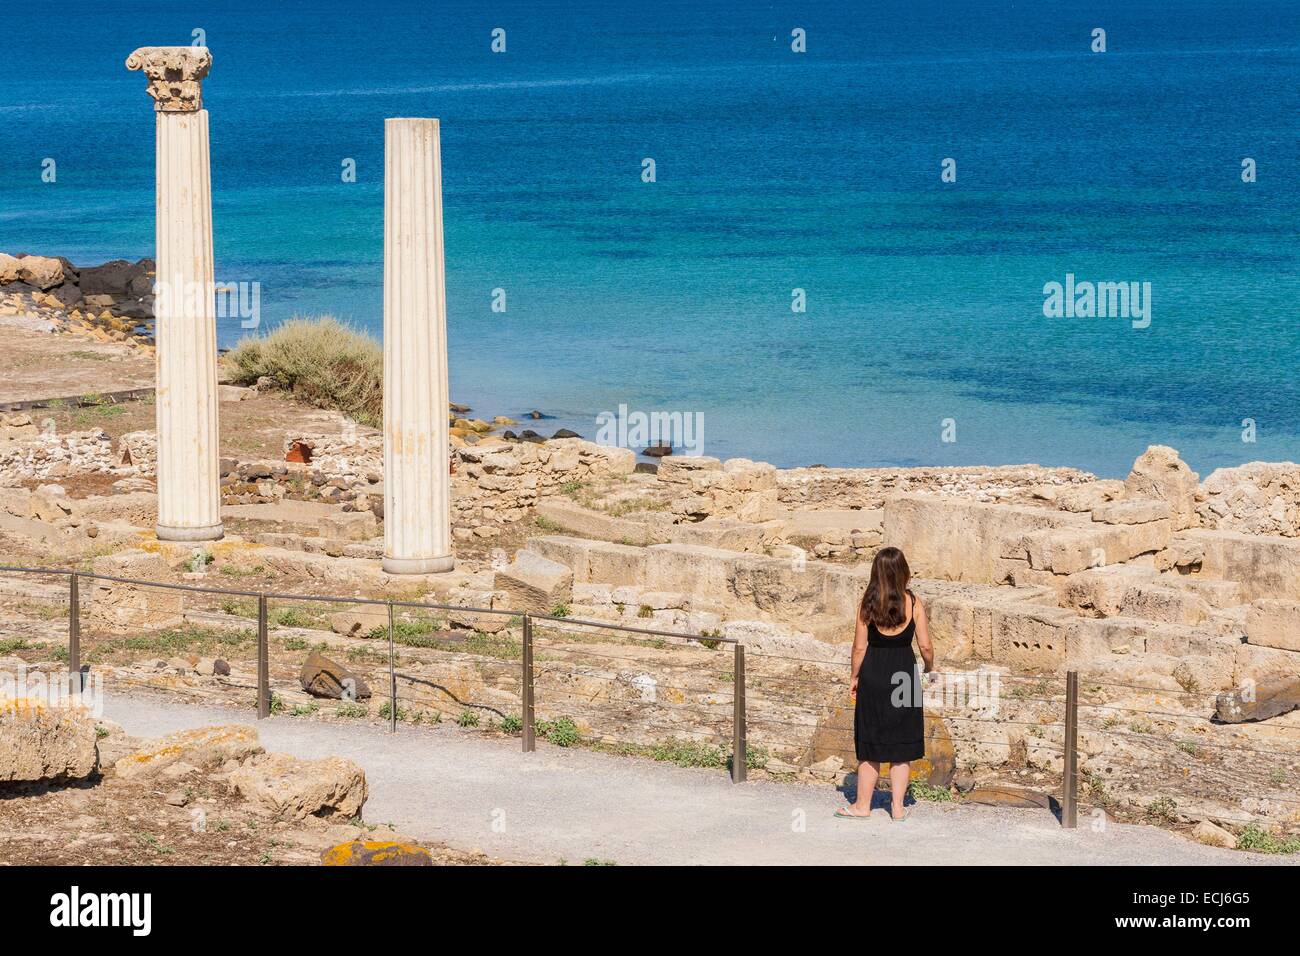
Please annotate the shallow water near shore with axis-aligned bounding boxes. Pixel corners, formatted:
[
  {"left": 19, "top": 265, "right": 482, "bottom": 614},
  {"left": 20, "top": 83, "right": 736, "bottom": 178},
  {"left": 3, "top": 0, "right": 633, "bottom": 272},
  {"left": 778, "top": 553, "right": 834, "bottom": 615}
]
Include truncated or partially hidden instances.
[{"left": 1, "top": 0, "right": 1297, "bottom": 476}]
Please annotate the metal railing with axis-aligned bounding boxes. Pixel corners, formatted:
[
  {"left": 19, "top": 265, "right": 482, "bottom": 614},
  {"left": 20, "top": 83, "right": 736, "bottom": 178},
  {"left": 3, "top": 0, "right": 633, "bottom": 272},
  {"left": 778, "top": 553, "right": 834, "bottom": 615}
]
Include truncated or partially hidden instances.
[
  {"left": 0, "top": 563, "right": 750, "bottom": 782},
  {"left": 4, "top": 562, "right": 1299, "bottom": 833}
]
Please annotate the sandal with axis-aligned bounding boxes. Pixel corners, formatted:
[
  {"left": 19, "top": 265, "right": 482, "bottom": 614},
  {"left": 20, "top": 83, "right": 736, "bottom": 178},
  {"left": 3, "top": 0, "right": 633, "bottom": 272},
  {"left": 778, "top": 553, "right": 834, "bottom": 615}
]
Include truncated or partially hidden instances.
[
  {"left": 834, "top": 807, "right": 874, "bottom": 820},
  {"left": 890, "top": 809, "right": 909, "bottom": 823}
]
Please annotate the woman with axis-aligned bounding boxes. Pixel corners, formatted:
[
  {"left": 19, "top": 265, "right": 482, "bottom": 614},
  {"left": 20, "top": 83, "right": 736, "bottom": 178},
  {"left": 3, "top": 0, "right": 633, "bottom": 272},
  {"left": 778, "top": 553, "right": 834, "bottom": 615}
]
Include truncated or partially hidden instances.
[{"left": 836, "top": 547, "right": 935, "bottom": 822}]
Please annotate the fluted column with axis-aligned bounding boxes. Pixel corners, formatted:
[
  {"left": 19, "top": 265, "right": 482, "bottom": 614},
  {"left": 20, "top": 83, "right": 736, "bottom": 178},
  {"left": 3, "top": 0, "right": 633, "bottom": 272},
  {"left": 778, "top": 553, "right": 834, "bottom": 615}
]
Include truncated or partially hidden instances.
[
  {"left": 382, "top": 118, "right": 454, "bottom": 574},
  {"left": 126, "top": 47, "right": 222, "bottom": 542}
]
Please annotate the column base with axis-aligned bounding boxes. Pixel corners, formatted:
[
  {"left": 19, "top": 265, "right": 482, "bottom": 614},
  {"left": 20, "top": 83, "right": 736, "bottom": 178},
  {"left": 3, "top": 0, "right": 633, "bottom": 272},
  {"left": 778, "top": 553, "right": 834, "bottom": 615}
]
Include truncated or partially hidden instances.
[
  {"left": 382, "top": 554, "right": 456, "bottom": 575},
  {"left": 156, "top": 522, "right": 224, "bottom": 543}
]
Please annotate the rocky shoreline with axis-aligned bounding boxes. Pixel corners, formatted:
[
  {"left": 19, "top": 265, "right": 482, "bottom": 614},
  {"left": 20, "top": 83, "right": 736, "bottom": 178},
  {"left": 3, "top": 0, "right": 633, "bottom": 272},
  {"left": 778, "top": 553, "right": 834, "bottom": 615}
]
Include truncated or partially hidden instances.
[{"left": 0, "top": 252, "right": 156, "bottom": 351}]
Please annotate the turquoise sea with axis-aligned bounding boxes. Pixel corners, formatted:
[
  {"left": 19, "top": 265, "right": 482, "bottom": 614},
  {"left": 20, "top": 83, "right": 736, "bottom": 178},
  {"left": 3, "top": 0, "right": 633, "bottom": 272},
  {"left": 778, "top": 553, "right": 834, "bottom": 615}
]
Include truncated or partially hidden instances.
[{"left": 1, "top": 0, "right": 1297, "bottom": 476}]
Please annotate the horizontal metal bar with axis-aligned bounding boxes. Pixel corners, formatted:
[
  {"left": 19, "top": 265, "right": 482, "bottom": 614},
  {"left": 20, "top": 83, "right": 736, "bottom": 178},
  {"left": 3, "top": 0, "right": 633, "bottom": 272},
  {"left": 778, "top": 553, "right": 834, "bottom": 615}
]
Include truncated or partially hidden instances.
[{"left": 0, "top": 564, "right": 717, "bottom": 644}]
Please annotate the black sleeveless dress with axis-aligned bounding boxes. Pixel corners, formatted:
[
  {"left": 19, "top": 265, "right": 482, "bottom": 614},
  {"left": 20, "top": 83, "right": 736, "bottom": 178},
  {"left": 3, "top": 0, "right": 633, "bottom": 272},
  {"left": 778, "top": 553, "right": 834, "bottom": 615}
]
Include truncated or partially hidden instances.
[{"left": 853, "top": 600, "right": 925, "bottom": 764}]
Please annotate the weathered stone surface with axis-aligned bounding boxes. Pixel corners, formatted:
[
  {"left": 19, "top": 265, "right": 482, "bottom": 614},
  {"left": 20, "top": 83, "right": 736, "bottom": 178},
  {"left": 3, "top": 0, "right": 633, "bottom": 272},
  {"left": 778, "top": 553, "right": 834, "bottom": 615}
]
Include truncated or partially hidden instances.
[
  {"left": 963, "top": 785, "right": 1053, "bottom": 810},
  {"left": 300, "top": 650, "right": 372, "bottom": 700},
  {"left": 231, "top": 752, "right": 367, "bottom": 820},
  {"left": 0, "top": 699, "right": 98, "bottom": 782},
  {"left": 496, "top": 550, "right": 573, "bottom": 614},
  {"left": 321, "top": 840, "right": 432, "bottom": 866},
  {"left": 1092, "top": 498, "right": 1171, "bottom": 525},
  {"left": 125, "top": 46, "right": 212, "bottom": 111},
  {"left": 1022, "top": 521, "right": 1171, "bottom": 574},
  {"left": 1245, "top": 599, "right": 1300, "bottom": 652},
  {"left": 0, "top": 252, "right": 20, "bottom": 284},
  {"left": 1188, "top": 529, "right": 1300, "bottom": 602},
  {"left": 328, "top": 605, "right": 389, "bottom": 638},
  {"left": 16, "top": 255, "right": 65, "bottom": 290},
  {"left": 1215, "top": 673, "right": 1300, "bottom": 723},
  {"left": 1124, "top": 445, "right": 1199, "bottom": 531},
  {"left": 884, "top": 495, "right": 1078, "bottom": 584},
  {"left": 1198, "top": 461, "right": 1300, "bottom": 537},
  {"left": 114, "top": 724, "right": 262, "bottom": 780},
  {"left": 87, "top": 549, "right": 184, "bottom": 632},
  {"left": 319, "top": 510, "right": 378, "bottom": 541},
  {"left": 1191, "top": 820, "right": 1237, "bottom": 849}
]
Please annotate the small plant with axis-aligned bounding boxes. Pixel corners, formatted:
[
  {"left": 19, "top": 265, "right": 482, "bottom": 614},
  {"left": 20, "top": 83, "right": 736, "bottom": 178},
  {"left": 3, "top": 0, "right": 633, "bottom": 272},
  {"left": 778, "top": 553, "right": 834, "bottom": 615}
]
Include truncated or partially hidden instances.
[
  {"left": 583, "top": 858, "right": 617, "bottom": 866},
  {"left": 223, "top": 316, "right": 383, "bottom": 426},
  {"left": 637, "top": 604, "right": 653, "bottom": 619},
  {"left": 269, "top": 693, "right": 287, "bottom": 714},
  {"left": 1128, "top": 719, "right": 1154, "bottom": 735},
  {"left": 1172, "top": 663, "right": 1201, "bottom": 695},
  {"left": 1235, "top": 824, "right": 1300, "bottom": 855},
  {"left": 1269, "top": 768, "right": 1286, "bottom": 786},
  {"left": 282, "top": 636, "right": 308, "bottom": 651},
  {"left": 273, "top": 606, "right": 320, "bottom": 628},
  {"left": 550, "top": 602, "right": 570, "bottom": 618},
  {"left": 534, "top": 515, "right": 560, "bottom": 531},
  {"left": 538, "top": 717, "right": 580, "bottom": 747},
  {"left": 1176, "top": 740, "right": 1200, "bottom": 756},
  {"left": 336, "top": 702, "right": 367, "bottom": 718},
  {"left": 650, "top": 738, "right": 725, "bottom": 769},
  {"left": 187, "top": 549, "right": 214, "bottom": 573},
  {"left": 909, "top": 781, "right": 954, "bottom": 802},
  {"left": 95, "top": 725, "right": 111, "bottom": 739},
  {"left": 498, "top": 714, "right": 523, "bottom": 734},
  {"left": 0, "top": 638, "right": 30, "bottom": 654},
  {"left": 379, "top": 700, "right": 408, "bottom": 722},
  {"left": 1145, "top": 796, "right": 1179, "bottom": 824},
  {"left": 456, "top": 710, "right": 480, "bottom": 728},
  {"left": 289, "top": 702, "right": 318, "bottom": 717}
]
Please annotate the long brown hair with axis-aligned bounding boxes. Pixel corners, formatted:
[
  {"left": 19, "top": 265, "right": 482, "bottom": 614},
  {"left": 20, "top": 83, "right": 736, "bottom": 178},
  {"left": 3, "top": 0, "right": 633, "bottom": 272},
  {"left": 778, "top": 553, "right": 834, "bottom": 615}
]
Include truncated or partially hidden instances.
[{"left": 859, "top": 547, "right": 911, "bottom": 629}]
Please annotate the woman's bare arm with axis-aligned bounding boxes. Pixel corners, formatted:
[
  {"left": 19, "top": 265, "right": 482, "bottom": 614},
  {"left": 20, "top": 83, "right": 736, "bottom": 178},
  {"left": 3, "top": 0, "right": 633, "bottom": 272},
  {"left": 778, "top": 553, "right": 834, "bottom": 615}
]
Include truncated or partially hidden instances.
[
  {"left": 914, "top": 596, "right": 935, "bottom": 673},
  {"left": 850, "top": 611, "right": 867, "bottom": 695}
]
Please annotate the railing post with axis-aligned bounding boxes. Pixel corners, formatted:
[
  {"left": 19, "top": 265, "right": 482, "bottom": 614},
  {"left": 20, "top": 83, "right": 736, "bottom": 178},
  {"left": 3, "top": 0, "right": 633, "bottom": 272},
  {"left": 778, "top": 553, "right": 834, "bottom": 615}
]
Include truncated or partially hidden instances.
[
  {"left": 1062, "top": 670, "right": 1078, "bottom": 828},
  {"left": 387, "top": 603, "right": 397, "bottom": 733},
  {"left": 521, "top": 614, "right": 535, "bottom": 753},
  {"left": 68, "top": 572, "right": 81, "bottom": 689},
  {"left": 732, "top": 642, "right": 747, "bottom": 783},
  {"left": 257, "top": 592, "right": 270, "bottom": 719}
]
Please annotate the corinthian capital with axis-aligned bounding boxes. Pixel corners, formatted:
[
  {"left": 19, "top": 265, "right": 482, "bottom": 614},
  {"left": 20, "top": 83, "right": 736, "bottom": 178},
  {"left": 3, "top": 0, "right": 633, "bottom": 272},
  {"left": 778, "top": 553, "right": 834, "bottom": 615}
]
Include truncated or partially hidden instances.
[{"left": 125, "top": 47, "right": 212, "bottom": 112}]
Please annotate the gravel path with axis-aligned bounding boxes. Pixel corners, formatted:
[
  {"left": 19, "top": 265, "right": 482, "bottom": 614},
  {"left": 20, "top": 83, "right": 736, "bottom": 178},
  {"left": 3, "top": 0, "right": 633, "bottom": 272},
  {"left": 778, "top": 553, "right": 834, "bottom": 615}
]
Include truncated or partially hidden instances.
[{"left": 104, "top": 694, "right": 1291, "bottom": 866}]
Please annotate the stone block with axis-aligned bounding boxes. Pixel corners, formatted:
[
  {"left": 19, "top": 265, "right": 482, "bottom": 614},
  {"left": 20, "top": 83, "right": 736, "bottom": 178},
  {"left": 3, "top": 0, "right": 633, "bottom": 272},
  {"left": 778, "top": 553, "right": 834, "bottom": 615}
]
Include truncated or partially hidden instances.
[
  {"left": 1188, "top": 529, "right": 1300, "bottom": 601},
  {"left": 645, "top": 543, "right": 738, "bottom": 599},
  {"left": 0, "top": 699, "right": 99, "bottom": 782},
  {"left": 990, "top": 606, "right": 1073, "bottom": 670},
  {"left": 528, "top": 535, "right": 648, "bottom": 586},
  {"left": 497, "top": 550, "right": 573, "bottom": 614},
  {"left": 1124, "top": 445, "right": 1199, "bottom": 531},
  {"left": 883, "top": 495, "right": 1077, "bottom": 585},
  {"left": 1245, "top": 599, "right": 1300, "bottom": 652},
  {"left": 87, "top": 549, "right": 184, "bottom": 632},
  {"left": 319, "top": 510, "right": 378, "bottom": 541},
  {"left": 1091, "top": 498, "right": 1171, "bottom": 525},
  {"left": 231, "top": 752, "right": 368, "bottom": 821}
]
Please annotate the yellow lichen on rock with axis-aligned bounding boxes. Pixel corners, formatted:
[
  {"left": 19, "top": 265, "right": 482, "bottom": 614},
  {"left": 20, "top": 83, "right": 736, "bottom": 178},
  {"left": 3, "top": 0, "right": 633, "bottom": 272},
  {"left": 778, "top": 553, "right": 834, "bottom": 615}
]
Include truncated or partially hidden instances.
[{"left": 321, "top": 840, "right": 432, "bottom": 866}]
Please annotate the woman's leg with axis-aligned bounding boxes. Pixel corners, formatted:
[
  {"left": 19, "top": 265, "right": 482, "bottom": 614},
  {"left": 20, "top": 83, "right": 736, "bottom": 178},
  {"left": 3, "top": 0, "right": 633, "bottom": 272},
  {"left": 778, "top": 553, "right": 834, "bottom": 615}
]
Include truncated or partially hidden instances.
[
  {"left": 853, "top": 761, "right": 881, "bottom": 811},
  {"left": 889, "top": 762, "right": 911, "bottom": 818}
]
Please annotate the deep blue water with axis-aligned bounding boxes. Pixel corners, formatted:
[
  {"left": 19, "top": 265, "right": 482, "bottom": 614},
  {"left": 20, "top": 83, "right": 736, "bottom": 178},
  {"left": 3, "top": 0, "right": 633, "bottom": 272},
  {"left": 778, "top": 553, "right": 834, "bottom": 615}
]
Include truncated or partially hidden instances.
[{"left": 1, "top": 0, "right": 1297, "bottom": 476}]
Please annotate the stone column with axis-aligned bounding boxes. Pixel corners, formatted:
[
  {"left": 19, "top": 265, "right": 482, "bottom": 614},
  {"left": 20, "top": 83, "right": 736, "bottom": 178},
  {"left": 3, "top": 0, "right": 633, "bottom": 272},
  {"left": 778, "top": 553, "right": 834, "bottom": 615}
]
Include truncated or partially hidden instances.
[
  {"left": 126, "top": 47, "right": 223, "bottom": 542},
  {"left": 382, "top": 118, "right": 454, "bottom": 574}
]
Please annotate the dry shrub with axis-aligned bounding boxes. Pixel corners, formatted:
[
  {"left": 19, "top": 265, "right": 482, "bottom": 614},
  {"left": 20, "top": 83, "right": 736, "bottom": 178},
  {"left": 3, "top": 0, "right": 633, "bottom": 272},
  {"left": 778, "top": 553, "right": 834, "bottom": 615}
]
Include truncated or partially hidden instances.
[{"left": 224, "top": 316, "right": 382, "bottom": 426}]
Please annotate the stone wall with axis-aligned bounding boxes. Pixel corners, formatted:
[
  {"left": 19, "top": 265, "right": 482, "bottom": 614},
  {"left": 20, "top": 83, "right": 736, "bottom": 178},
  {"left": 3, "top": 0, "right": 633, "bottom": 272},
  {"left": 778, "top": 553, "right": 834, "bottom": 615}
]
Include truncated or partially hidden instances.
[
  {"left": 1197, "top": 462, "right": 1300, "bottom": 537},
  {"left": 776, "top": 463, "right": 1095, "bottom": 510},
  {"left": 0, "top": 423, "right": 118, "bottom": 485}
]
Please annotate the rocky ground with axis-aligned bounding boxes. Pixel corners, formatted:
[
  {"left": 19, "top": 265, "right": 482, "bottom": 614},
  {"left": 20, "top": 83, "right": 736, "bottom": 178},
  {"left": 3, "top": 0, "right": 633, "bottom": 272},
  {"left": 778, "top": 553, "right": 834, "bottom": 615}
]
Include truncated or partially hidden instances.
[
  {"left": 0, "top": 713, "right": 505, "bottom": 866},
  {"left": 1, "top": 297, "right": 1298, "bottom": 862}
]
